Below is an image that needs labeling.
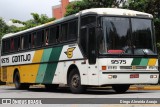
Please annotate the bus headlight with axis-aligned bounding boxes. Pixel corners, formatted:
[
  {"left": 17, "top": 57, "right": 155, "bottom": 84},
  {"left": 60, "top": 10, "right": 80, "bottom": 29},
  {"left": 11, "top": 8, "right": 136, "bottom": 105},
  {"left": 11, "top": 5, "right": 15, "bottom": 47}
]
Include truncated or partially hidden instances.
[
  {"left": 149, "top": 66, "right": 157, "bottom": 70},
  {"left": 108, "top": 66, "right": 117, "bottom": 70}
]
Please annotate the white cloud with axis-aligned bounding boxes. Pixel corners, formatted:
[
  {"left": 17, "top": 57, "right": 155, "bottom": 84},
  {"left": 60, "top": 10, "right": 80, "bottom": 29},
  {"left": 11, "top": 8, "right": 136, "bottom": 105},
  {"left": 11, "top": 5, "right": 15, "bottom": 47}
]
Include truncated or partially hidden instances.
[{"left": 6, "top": 20, "right": 24, "bottom": 27}]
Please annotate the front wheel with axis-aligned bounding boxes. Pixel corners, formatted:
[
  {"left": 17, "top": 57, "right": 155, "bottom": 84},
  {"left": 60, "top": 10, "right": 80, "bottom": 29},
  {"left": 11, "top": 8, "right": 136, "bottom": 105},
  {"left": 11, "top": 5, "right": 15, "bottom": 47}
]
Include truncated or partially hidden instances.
[
  {"left": 112, "top": 84, "right": 130, "bottom": 93},
  {"left": 69, "top": 69, "right": 85, "bottom": 94},
  {"left": 14, "top": 72, "right": 30, "bottom": 90}
]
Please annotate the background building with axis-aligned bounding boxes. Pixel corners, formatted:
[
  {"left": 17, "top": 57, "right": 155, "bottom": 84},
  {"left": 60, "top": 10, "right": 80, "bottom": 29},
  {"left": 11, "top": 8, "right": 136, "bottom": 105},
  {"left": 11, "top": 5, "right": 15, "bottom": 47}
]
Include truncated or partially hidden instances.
[
  {"left": 52, "top": 0, "right": 80, "bottom": 19},
  {"left": 52, "top": 0, "right": 69, "bottom": 19}
]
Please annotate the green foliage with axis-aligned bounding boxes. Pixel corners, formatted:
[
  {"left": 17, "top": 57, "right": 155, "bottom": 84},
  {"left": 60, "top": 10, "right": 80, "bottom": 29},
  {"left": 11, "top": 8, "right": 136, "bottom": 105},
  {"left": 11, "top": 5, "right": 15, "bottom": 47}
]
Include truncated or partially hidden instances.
[
  {"left": 0, "top": 18, "right": 9, "bottom": 40},
  {"left": 11, "top": 13, "right": 55, "bottom": 32},
  {"left": 65, "top": 0, "right": 125, "bottom": 16},
  {"left": 0, "top": 13, "right": 55, "bottom": 42}
]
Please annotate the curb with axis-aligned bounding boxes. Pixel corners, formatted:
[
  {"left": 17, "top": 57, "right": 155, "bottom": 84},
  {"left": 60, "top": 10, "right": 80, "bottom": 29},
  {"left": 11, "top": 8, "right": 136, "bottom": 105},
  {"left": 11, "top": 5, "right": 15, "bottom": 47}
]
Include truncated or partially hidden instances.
[{"left": 129, "top": 86, "right": 160, "bottom": 90}]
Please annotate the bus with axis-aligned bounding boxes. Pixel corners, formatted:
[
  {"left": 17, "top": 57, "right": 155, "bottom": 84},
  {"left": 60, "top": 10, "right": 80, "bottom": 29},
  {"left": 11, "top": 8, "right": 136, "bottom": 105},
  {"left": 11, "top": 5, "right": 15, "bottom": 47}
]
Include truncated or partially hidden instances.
[
  {"left": 0, "top": 45, "right": 6, "bottom": 85},
  {"left": 1, "top": 8, "right": 159, "bottom": 94}
]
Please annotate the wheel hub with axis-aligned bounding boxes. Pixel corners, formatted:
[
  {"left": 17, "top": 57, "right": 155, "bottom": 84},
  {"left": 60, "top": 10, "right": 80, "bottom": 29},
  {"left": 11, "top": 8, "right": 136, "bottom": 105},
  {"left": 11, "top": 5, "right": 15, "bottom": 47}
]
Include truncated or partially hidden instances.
[{"left": 72, "top": 74, "right": 79, "bottom": 88}]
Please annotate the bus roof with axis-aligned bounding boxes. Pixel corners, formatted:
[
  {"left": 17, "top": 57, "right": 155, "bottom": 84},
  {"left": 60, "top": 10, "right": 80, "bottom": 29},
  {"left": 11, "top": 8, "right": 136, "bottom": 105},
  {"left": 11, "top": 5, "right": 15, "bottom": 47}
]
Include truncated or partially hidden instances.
[{"left": 2, "top": 8, "right": 153, "bottom": 39}]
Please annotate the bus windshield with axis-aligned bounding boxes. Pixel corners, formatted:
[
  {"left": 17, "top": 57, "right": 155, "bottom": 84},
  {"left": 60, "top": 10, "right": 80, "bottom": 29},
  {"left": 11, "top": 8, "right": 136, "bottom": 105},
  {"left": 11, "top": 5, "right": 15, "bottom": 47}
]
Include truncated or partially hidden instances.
[{"left": 99, "top": 17, "right": 156, "bottom": 55}]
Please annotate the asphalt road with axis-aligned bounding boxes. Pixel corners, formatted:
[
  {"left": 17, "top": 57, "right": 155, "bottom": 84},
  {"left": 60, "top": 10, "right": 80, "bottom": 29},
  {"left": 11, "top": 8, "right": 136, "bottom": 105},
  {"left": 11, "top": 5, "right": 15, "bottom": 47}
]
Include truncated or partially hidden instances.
[{"left": 0, "top": 85, "right": 160, "bottom": 98}]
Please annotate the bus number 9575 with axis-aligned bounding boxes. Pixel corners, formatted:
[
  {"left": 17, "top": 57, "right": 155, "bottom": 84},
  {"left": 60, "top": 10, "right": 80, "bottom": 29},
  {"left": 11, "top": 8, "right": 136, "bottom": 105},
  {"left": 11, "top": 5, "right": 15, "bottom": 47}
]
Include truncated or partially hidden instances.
[{"left": 111, "top": 60, "right": 126, "bottom": 64}]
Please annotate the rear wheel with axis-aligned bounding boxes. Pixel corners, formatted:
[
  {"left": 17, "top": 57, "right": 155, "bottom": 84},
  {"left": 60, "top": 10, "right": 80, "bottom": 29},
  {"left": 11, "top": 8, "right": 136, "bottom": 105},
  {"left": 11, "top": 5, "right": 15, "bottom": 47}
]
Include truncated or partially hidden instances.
[
  {"left": 68, "top": 68, "right": 85, "bottom": 94},
  {"left": 112, "top": 84, "right": 130, "bottom": 93},
  {"left": 14, "top": 71, "right": 30, "bottom": 90}
]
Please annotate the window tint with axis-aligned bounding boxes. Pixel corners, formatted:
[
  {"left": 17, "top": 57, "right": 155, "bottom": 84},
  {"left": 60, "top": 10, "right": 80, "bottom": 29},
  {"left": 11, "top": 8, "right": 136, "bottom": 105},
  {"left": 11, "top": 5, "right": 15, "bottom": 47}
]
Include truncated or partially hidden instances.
[
  {"left": 80, "top": 28, "right": 87, "bottom": 55},
  {"left": 88, "top": 27, "right": 96, "bottom": 64},
  {"left": 61, "top": 23, "right": 68, "bottom": 42},
  {"left": 21, "top": 34, "right": 29, "bottom": 49},
  {"left": 31, "top": 32, "right": 37, "bottom": 48},
  {"left": 14, "top": 37, "right": 20, "bottom": 51},
  {"left": 37, "top": 30, "right": 45, "bottom": 47},
  {"left": 2, "top": 39, "right": 10, "bottom": 53},
  {"left": 68, "top": 20, "right": 78, "bottom": 40},
  {"left": 10, "top": 38, "right": 14, "bottom": 51},
  {"left": 81, "top": 16, "right": 96, "bottom": 26},
  {"left": 49, "top": 27, "right": 57, "bottom": 44},
  {"left": 44, "top": 29, "right": 49, "bottom": 45}
]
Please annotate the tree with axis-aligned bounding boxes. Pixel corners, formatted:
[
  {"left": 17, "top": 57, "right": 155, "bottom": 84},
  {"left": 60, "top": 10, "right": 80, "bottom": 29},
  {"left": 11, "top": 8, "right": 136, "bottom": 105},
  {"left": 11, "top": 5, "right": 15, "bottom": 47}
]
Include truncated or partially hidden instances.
[
  {"left": 0, "top": 18, "right": 9, "bottom": 39},
  {"left": 0, "top": 13, "right": 55, "bottom": 42},
  {"left": 11, "top": 13, "right": 55, "bottom": 32},
  {"left": 65, "top": 0, "right": 125, "bottom": 16}
]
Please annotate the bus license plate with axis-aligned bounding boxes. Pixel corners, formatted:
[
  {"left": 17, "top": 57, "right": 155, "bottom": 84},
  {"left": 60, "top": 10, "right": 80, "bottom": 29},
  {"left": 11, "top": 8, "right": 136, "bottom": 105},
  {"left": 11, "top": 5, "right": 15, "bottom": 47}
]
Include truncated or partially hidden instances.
[{"left": 130, "top": 74, "right": 139, "bottom": 78}]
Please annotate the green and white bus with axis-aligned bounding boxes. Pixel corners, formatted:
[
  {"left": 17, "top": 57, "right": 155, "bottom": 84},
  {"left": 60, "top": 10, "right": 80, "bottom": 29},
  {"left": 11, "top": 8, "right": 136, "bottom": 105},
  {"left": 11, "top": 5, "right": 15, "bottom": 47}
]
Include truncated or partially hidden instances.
[{"left": 1, "top": 8, "right": 159, "bottom": 93}]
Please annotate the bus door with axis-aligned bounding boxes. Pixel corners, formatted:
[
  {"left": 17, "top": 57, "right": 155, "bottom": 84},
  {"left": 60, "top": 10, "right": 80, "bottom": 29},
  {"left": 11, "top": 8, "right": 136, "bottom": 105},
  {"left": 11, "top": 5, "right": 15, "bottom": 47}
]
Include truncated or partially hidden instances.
[{"left": 87, "top": 26, "right": 98, "bottom": 85}]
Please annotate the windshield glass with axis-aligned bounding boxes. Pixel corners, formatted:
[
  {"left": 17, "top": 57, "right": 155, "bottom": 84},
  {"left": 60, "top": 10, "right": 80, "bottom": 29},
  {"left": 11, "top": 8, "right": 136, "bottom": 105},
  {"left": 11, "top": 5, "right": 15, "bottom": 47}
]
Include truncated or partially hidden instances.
[
  {"left": 131, "top": 18, "right": 154, "bottom": 55},
  {"left": 100, "top": 17, "right": 156, "bottom": 55}
]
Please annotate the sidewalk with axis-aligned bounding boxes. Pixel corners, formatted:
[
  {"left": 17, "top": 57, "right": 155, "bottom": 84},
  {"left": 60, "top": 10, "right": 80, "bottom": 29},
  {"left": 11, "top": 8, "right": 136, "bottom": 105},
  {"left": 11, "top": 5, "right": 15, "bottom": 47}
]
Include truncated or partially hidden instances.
[{"left": 129, "top": 85, "right": 160, "bottom": 90}]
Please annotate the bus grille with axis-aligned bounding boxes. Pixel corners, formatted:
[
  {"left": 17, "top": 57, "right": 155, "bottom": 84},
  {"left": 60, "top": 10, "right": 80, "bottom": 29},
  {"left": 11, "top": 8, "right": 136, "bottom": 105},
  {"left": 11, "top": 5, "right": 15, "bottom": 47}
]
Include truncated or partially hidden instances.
[{"left": 120, "top": 66, "right": 147, "bottom": 70}]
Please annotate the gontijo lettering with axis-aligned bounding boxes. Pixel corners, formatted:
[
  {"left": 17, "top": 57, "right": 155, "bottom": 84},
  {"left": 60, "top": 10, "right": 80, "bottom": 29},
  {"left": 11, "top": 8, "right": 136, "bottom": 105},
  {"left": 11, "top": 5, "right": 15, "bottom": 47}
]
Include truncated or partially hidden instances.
[{"left": 12, "top": 54, "right": 31, "bottom": 63}]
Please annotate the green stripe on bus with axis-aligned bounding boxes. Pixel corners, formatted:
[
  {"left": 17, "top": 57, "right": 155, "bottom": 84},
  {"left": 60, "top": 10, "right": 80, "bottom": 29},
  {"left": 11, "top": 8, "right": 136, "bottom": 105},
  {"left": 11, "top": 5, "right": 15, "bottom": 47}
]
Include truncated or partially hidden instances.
[
  {"left": 139, "top": 58, "right": 149, "bottom": 66},
  {"left": 42, "top": 46, "right": 63, "bottom": 84},
  {"left": 131, "top": 58, "right": 142, "bottom": 65},
  {"left": 36, "top": 48, "right": 52, "bottom": 83}
]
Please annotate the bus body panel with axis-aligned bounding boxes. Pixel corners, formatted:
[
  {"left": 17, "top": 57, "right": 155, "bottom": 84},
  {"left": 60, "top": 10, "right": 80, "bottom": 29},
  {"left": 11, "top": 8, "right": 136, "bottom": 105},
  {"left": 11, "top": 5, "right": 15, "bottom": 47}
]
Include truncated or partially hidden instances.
[{"left": 98, "top": 58, "right": 159, "bottom": 85}]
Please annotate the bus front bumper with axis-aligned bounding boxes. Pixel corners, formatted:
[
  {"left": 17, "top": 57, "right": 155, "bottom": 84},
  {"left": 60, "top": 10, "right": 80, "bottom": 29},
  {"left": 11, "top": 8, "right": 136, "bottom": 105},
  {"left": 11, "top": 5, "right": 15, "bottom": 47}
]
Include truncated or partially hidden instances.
[{"left": 99, "top": 72, "right": 159, "bottom": 85}]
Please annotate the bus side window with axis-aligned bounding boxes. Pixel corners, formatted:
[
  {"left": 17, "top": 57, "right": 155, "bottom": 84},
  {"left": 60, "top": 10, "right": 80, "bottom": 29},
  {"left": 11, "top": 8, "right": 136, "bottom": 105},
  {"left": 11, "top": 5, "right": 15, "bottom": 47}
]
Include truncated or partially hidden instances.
[
  {"left": 61, "top": 23, "right": 68, "bottom": 42},
  {"left": 37, "top": 30, "right": 44, "bottom": 47},
  {"left": 45, "top": 29, "right": 49, "bottom": 45},
  {"left": 49, "top": 27, "right": 56, "bottom": 44},
  {"left": 10, "top": 38, "right": 14, "bottom": 51},
  {"left": 28, "top": 34, "right": 31, "bottom": 49},
  {"left": 2, "top": 40, "right": 5, "bottom": 54},
  {"left": 6, "top": 39, "right": 10, "bottom": 53},
  {"left": 14, "top": 37, "right": 20, "bottom": 51},
  {"left": 21, "top": 36, "right": 24, "bottom": 50},
  {"left": 32, "top": 33, "right": 37, "bottom": 48},
  {"left": 56, "top": 26, "right": 60, "bottom": 43},
  {"left": 21, "top": 35, "right": 29, "bottom": 50},
  {"left": 68, "top": 20, "right": 78, "bottom": 40},
  {"left": 2, "top": 40, "right": 9, "bottom": 53},
  {"left": 42, "top": 30, "right": 45, "bottom": 46}
]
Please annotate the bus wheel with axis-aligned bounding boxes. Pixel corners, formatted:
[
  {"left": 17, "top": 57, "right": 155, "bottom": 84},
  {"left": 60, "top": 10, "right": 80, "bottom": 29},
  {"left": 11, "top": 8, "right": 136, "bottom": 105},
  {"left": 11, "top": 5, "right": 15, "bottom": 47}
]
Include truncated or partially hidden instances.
[
  {"left": 45, "top": 84, "right": 59, "bottom": 91},
  {"left": 14, "top": 72, "right": 30, "bottom": 90},
  {"left": 69, "top": 69, "right": 85, "bottom": 94},
  {"left": 112, "top": 84, "right": 130, "bottom": 93}
]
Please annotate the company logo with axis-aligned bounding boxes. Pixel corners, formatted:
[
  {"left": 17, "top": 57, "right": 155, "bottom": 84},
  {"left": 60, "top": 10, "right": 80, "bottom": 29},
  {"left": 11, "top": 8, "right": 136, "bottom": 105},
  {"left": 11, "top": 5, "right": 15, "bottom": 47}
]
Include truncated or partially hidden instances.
[
  {"left": 64, "top": 47, "right": 76, "bottom": 58},
  {"left": 2, "top": 99, "right": 11, "bottom": 104}
]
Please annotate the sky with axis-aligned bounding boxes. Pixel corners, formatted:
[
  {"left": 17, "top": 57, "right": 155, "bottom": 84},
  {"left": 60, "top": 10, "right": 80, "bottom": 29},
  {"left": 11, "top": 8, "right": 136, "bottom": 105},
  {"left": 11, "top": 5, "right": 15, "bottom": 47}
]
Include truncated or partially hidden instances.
[{"left": 0, "top": 0, "right": 74, "bottom": 22}]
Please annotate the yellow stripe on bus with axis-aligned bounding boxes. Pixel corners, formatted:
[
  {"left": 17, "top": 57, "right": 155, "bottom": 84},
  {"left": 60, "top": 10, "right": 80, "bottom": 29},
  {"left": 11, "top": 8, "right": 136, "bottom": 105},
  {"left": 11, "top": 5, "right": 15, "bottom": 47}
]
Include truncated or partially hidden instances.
[
  {"left": 20, "top": 50, "right": 44, "bottom": 83},
  {"left": 32, "top": 50, "right": 44, "bottom": 63},
  {"left": 148, "top": 58, "right": 157, "bottom": 66}
]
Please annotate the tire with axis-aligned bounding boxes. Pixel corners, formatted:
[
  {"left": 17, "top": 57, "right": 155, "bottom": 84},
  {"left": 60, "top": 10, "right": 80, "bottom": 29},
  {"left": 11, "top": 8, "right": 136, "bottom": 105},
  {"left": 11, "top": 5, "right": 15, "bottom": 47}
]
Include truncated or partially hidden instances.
[
  {"left": 68, "top": 68, "right": 85, "bottom": 94},
  {"left": 45, "top": 84, "right": 59, "bottom": 91},
  {"left": 13, "top": 71, "right": 30, "bottom": 90},
  {"left": 112, "top": 84, "right": 130, "bottom": 93}
]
